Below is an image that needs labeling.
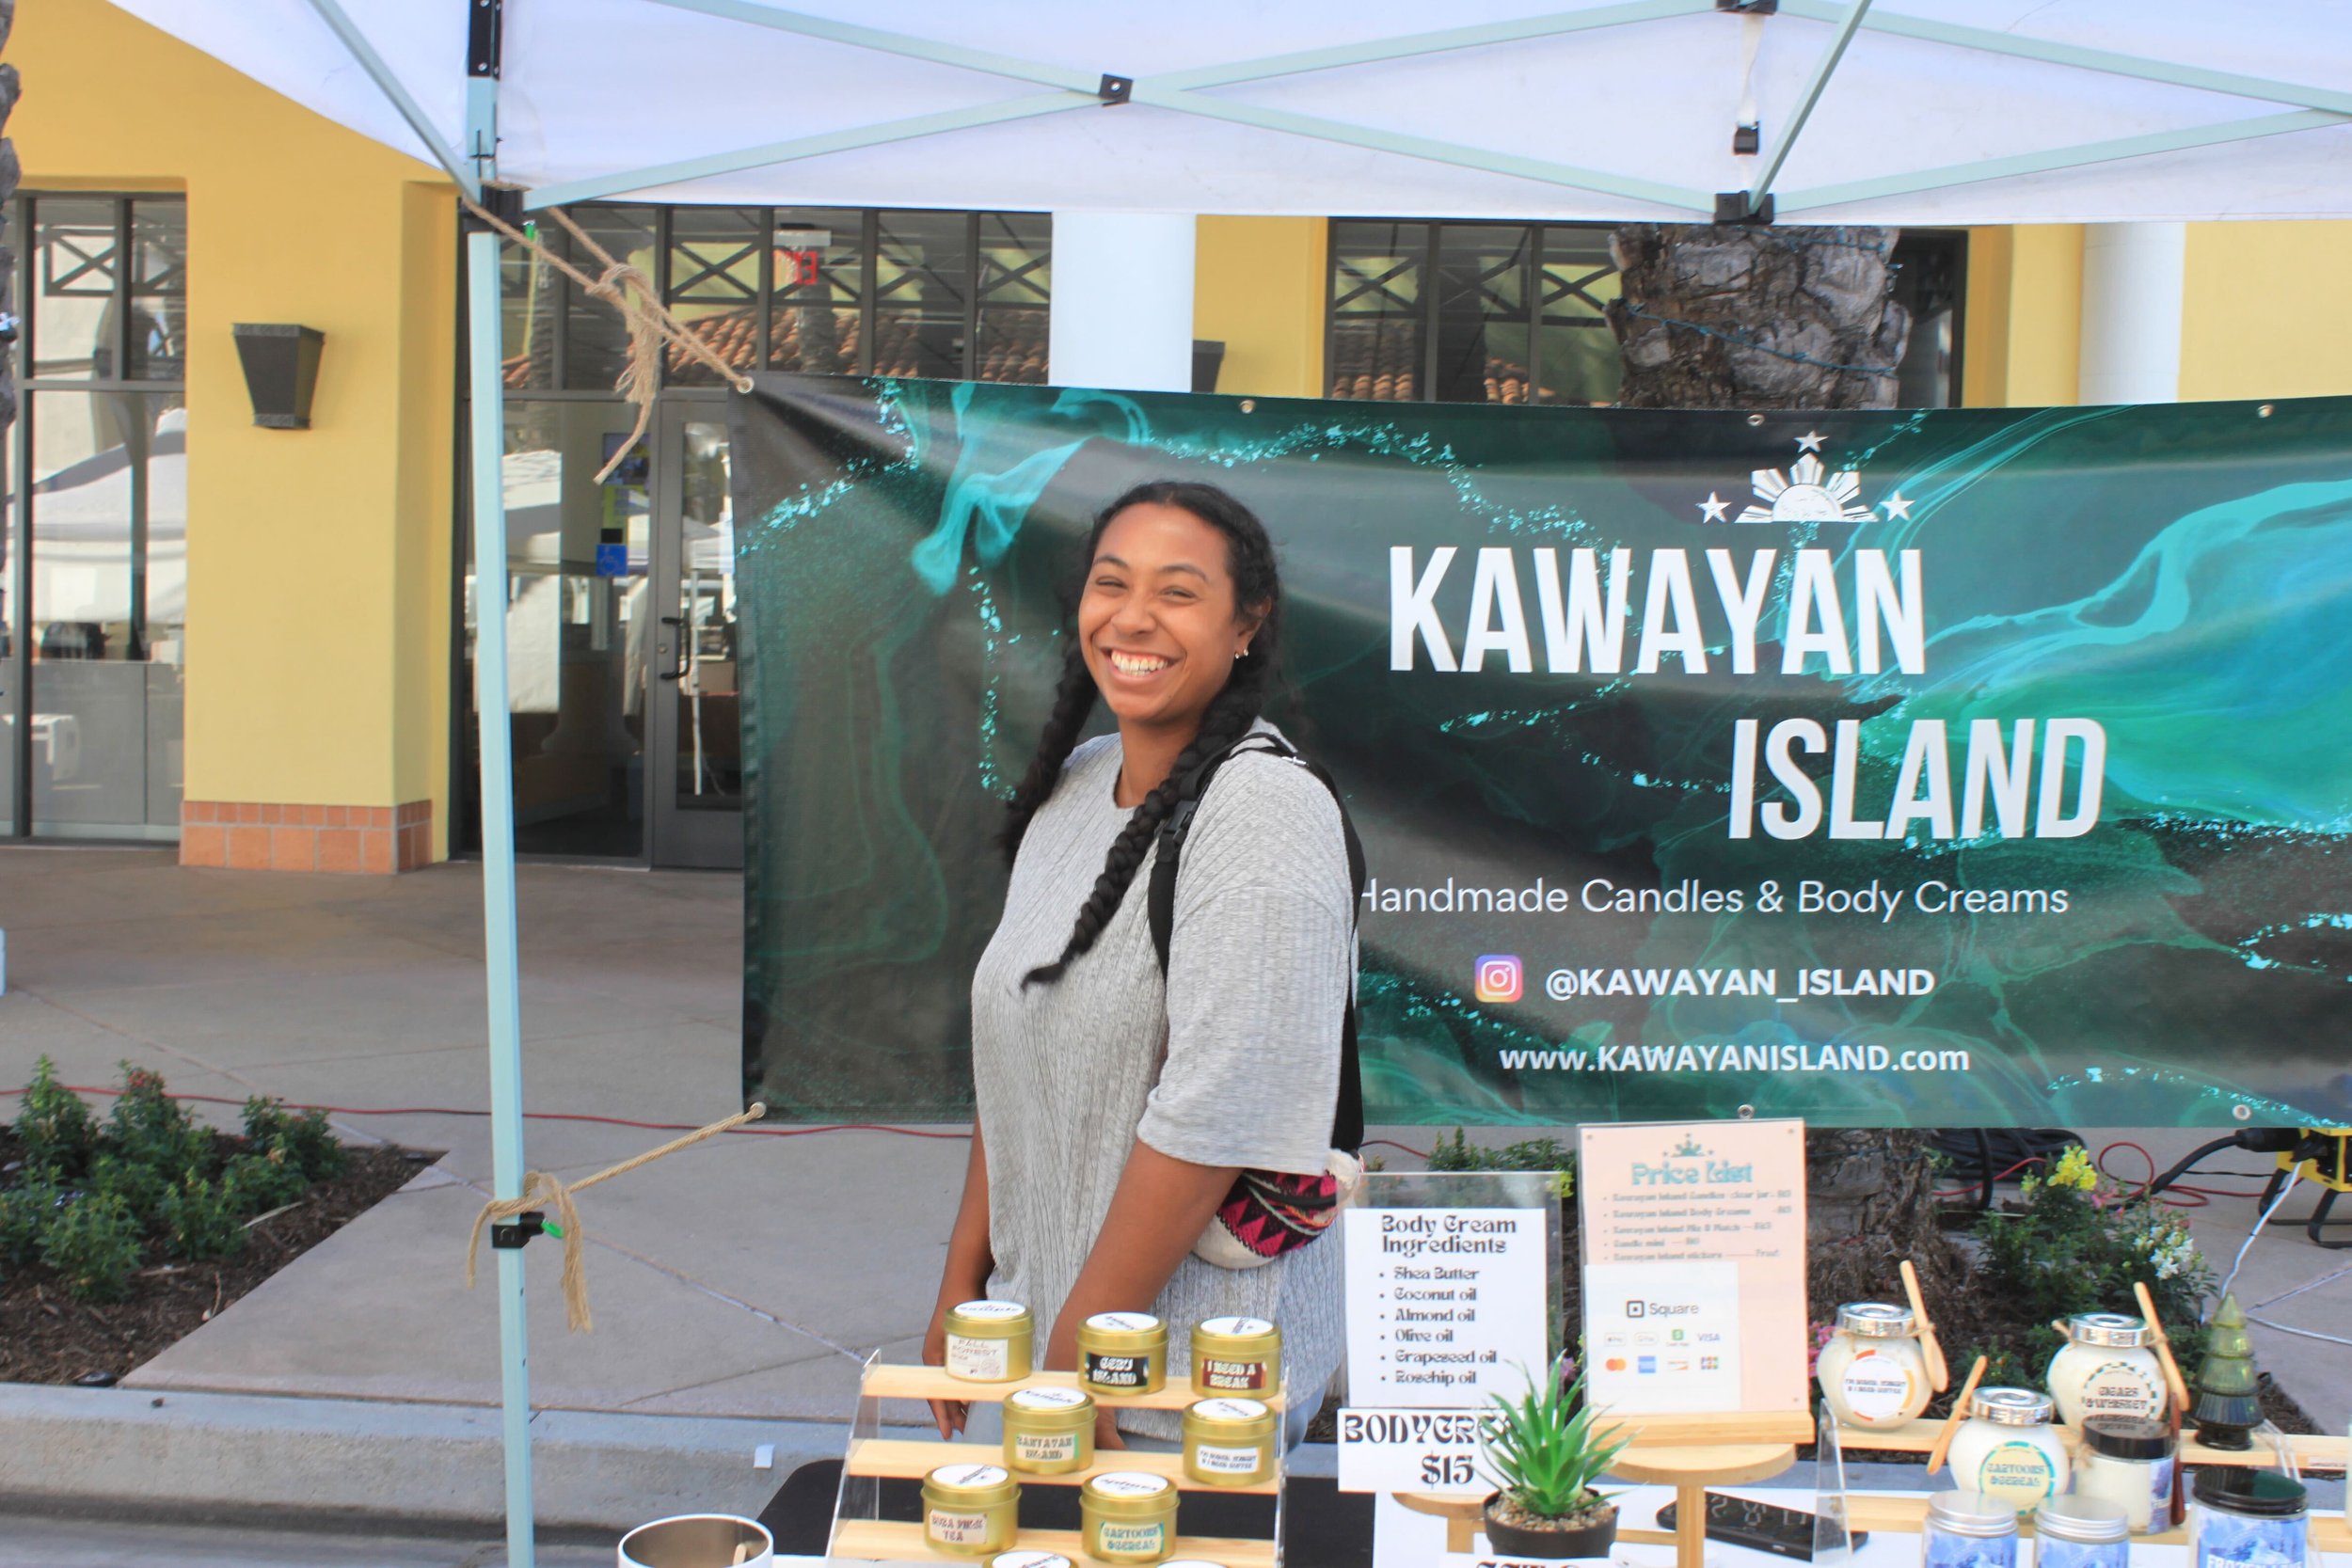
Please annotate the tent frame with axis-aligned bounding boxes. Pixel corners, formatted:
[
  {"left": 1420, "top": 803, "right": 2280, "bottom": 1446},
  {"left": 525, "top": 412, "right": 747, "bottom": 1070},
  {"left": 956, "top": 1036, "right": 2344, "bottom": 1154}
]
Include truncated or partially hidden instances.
[{"left": 284, "top": 3, "right": 2352, "bottom": 1563}]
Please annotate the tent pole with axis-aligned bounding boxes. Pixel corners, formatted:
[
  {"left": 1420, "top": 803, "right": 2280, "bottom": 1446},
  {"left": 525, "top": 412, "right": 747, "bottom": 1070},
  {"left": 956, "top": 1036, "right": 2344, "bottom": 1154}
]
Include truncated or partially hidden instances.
[{"left": 462, "top": 19, "right": 537, "bottom": 1567}]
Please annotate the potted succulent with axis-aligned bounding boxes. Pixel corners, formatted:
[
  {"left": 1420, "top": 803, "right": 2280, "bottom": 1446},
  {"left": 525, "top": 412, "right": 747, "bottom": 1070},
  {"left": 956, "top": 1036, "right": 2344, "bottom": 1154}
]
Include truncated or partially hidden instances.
[{"left": 1478, "top": 1354, "right": 1631, "bottom": 1560}]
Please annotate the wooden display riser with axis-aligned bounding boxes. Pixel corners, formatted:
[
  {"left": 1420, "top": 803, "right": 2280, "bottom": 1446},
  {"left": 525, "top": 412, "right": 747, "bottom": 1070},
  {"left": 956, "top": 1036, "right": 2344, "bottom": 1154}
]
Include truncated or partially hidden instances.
[
  {"left": 833, "top": 1362, "right": 1285, "bottom": 1566},
  {"left": 860, "top": 1362, "right": 1287, "bottom": 1413},
  {"left": 832, "top": 1518, "right": 1279, "bottom": 1568},
  {"left": 848, "top": 1437, "right": 1279, "bottom": 1496},
  {"left": 1834, "top": 1415, "right": 2350, "bottom": 1473}
]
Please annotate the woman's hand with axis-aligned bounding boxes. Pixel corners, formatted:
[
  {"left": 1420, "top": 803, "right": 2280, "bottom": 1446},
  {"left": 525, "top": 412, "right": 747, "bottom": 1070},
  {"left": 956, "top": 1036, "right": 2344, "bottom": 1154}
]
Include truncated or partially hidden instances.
[
  {"left": 1094, "top": 1405, "right": 1126, "bottom": 1451},
  {"left": 923, "top": 1294, "right": 974, "bottom": 1439}
]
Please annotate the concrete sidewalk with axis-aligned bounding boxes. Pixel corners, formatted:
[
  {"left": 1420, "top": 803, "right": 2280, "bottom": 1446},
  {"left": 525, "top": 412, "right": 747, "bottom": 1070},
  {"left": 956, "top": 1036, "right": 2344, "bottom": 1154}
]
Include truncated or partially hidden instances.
[
  {"left": 3, "top": 844, "right": 2348, "bottom": 1530},
  {"left": 1, "top": 845, "right": 961, "bottom": 1426}
]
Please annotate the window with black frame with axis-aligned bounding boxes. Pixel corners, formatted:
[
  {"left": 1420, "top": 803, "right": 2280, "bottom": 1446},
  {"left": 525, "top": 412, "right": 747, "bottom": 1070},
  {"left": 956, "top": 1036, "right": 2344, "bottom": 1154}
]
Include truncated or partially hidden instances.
[
  {"left": 460, "top": 204, "right": 1048, "bottom": 864},
  {"left": 1329, "top": 219, "right": 1963, "bottom": 409},
  {"left": 5, "top": 194, "right": 189, "bottom": 842}
]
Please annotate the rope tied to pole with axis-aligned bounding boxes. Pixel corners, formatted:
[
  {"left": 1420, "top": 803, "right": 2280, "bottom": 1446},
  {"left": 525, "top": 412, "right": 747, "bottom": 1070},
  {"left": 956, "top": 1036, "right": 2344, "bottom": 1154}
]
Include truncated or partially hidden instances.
[
  {"left": 464, "top": 1101, "right": 769, "bottom": 1332},
  {"left": 458, "top": 189, "right": 755, "bottom": 483}
]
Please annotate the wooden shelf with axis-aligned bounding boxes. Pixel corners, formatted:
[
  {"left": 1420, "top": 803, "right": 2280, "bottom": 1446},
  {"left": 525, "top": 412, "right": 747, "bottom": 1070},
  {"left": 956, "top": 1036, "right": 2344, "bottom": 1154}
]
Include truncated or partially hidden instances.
[
  {"left": 846, "top": 1437, "right": 1279, "bottom": 1496},
  {"left": 1841, "top": 1492, "right": 2352, "bottom": 1553},
  {"left": 831, "top": 1519, "right": 1278, "bottom": 1568},
  {"left": 1834, "top": 1416, "right": 2349, "bottom": 1473},
  {"left": 1612, "top": 1410, "right": 1815, "bottom": 1449},
  {"left": 862, "top": 1362, "right": 1285, "bottom": 1414}
]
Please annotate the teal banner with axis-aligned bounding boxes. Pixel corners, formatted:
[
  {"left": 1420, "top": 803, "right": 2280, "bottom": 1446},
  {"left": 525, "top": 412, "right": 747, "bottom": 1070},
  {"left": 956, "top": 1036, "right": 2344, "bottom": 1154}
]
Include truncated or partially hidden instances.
[{"left": 732, "top": 376, "right": 2352, "bottom": 1128}]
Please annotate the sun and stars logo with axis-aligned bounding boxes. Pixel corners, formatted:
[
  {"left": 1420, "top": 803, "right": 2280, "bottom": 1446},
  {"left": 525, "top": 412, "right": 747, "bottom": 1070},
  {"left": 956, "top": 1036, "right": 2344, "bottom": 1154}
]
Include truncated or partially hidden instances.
[{"left": 1694, "top": 430, "right": 1914, "bottom": 526}]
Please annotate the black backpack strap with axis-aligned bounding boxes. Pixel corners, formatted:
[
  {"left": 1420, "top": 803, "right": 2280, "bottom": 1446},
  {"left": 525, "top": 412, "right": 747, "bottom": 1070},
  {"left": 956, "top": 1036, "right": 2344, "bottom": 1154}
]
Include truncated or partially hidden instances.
[{"left": 1147, "top": 734, "right": 1368, "bottom": 1156}]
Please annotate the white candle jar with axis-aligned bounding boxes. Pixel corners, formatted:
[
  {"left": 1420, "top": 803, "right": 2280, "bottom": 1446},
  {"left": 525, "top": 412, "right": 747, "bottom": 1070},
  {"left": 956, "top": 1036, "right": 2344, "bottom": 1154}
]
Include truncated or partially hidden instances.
[
  {"left": 1816, "top": 1302, "right": 1932, "bottom": 1429},
  {"left": 1947, "top": 1387, "right": 2070, "bottom": 1513},
  {"left": 2045, "top": 1313, "right": 2165, "bottom": 1427}
]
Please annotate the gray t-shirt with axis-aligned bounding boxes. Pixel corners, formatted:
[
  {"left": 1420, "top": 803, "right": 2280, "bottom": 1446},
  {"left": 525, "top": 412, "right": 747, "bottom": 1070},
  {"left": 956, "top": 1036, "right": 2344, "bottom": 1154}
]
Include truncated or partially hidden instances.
[{"left": 970, "top": 724, "right": 1351, "bottom": 1437}]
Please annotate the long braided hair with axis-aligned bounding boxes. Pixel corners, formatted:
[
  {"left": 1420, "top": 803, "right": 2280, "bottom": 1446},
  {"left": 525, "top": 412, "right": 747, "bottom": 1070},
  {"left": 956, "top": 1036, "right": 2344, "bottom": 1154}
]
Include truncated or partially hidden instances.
[{"left": 1002, "top": 481, "right": 1283, "bottom": 988}]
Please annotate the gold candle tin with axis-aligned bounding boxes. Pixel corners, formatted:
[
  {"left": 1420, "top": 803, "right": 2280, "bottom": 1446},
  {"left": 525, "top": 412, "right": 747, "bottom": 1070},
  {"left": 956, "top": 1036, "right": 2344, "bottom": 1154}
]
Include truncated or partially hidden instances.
[
  {"left": 921, "top": 1462, "right": 1020, "bottom": 1557},
  {"left": 1076, "top": 1312, "right": 1168, "bottom": 1397},
  {"left": 1189, "top": 1316, "right": 1281, "bottom": 1396},
  {"left": 1081, "top": 1470, "right": 1180, "bottom": 1564},
  {"left": 943, "top": 1300, "right": 1035, "bottom": 1383},
  {"left": 1001, "top": 1385, "right": 1096, "bottom": 1475},
  {"left": 1182, "top": 1396, "right": 1278, "bottom": 1487}
]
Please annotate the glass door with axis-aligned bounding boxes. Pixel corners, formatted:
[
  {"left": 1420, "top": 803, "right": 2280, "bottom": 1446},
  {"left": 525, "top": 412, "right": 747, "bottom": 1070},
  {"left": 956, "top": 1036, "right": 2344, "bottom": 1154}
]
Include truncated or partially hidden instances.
[{"left": 648, "top": 407, "right": 742, "bottom": 869}]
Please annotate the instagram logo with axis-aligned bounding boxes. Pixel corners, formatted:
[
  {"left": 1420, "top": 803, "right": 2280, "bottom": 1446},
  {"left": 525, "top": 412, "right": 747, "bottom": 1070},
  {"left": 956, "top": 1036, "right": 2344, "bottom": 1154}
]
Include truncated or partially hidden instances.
[{"left": 1474, "top": 955, "right": 1523, "bottom": 1004}]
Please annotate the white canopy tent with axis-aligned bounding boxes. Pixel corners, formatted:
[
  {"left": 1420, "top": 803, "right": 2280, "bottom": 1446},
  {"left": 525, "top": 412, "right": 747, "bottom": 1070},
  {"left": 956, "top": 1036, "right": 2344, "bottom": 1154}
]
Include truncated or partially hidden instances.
[{"left": 102, "top": 3, "right": 2352, "bottom": 1562}]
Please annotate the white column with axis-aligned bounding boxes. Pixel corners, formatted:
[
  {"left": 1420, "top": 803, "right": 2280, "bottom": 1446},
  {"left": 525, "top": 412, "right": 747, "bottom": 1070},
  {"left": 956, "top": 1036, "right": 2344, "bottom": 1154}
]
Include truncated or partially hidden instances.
[
  {"left": 1048, "top": 213, "right": 1196, "bottom": 392},
  {"left": 2077, "top": 221, "right": 2185, "bottom": 404}
]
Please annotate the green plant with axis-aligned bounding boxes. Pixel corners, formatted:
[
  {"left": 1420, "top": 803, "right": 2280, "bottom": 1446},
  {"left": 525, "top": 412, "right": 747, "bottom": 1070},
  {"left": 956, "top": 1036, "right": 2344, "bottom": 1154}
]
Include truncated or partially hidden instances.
[
  {"left": 1427, "top": 1128, "right": 1577, "bottom": 1200},
  {"left": 14, "top": 1055, "right": 98, "bottom": 1180},
  {"left": 1479, "top": 1353, "right": 1629, "bottom": 1522},
  {"left": 221, "top": 1148, "right": 309, "bottom": 1215},
  {"left": 245, "top": 1097, "right": 345, "bottom": 1182},
  {"left": 1974, "top": 1144, "right": 2213, "bottom": 1350},
  {"left": 158, "top": 1177, "right": 246, "bottom": 1262},
  {"left": 0, "top": 1180, "right": 63, "bottom": 1271},
  {"left": 89, "top": 1150, "right": 172, "bottom": 1225},
  {"left": 39, "top": 1192, "right": 145, "bottom": 1302},
  {"left": 103, "top": 1063, "right": 213, "bottom": 1181}
]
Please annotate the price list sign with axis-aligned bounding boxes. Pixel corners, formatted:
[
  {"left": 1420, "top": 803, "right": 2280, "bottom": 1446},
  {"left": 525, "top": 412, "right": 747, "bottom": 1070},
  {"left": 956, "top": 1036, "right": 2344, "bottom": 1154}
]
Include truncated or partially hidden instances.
[{"left": 1578, "top": 1118, "right": 1807, "bottom": 1416}]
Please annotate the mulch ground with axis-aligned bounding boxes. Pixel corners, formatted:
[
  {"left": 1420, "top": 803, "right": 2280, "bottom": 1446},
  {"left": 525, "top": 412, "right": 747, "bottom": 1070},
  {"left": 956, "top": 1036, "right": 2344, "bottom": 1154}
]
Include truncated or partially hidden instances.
[{"left": 0, "top": 1132, "right": 433, "bottom": 1387}]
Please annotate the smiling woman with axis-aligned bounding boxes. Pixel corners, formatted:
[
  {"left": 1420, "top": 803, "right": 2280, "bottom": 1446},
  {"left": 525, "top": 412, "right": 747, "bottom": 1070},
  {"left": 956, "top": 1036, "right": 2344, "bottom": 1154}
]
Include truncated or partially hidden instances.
[{"left": 923, "top": 481, "right": 1358, "bottom": 1450}]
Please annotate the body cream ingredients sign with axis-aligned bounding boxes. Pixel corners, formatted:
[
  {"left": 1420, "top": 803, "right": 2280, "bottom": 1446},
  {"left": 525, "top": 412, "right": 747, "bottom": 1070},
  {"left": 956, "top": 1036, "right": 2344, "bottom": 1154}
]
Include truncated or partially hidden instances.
[{"left": 1343, "top": 1208, "right": 1549, "bottom": 1408}]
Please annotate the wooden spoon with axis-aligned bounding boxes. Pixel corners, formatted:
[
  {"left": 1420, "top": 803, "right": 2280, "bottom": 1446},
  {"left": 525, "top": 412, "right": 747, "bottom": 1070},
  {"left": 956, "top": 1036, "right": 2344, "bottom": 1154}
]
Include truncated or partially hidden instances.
[
  {"left": 1901, "top": 1259, "right": 1950, "bottom": 1392},
  {"left": 1927, "top": 1354, "right": 1989, "bottom": 1477},
  {"left": 2135, "top": 1280, "right": 2192, "bottom": 1415}
]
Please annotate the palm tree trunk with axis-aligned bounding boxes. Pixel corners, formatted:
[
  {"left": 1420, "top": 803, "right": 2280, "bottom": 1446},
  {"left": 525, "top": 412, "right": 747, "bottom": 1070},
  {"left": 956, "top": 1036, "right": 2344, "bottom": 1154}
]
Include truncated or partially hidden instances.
[
  {"left": 1605, "top": 225, "right": 1910, "bottom": 410},
  {"left": 1607, "top": 222, "right": 1961, "bottom": 1309}
]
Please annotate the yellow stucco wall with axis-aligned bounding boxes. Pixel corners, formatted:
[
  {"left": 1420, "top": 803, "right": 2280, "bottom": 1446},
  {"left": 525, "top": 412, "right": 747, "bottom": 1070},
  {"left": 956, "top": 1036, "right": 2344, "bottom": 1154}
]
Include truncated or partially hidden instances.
[
  {"left": 1961, "top": 224, "right": 2084, "bottom": 407},
  {"left": 1195, "top": 216, "right": 1327, "bottom": 400},
  {"left": 2180, "top": 222, "right": 2352, "bottom": 402},
  {"left": 16, "top": 0, "right": 457, "bottom": 853}
]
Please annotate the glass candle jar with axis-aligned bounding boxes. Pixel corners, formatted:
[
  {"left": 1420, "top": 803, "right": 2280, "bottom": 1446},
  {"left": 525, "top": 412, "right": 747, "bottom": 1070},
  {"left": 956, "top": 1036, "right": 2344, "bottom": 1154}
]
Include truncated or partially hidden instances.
[
  {"left": 922, "top": 1463, "right": 1020, "bottom": 1558},
  {"left": 1816, "top": 1302, "right": 1933, "bottom": 1429},
  {"left": 2192, "top": 1467, "right": 2309, "bottom": 1568},
  {"left": 2034, "top": 1496, "right": 2131, "bottom": 1568},
  {"left": 1922, "top": 1490, "right": 2021, "bottom": 1568},
  {"left": 1947, "top": 1388, "right": 2070, "bottom": 1512},
  {"left": 1002, "top": 1385, "right": 1096, "bottom": 1475},
  {"left": 989, "top": 1554, "right": 1073, "bottom": 1568},
  {"left": 1191, "top": 1317, "right": 1281, "bottom": 1396},
  {"left": 2074, "top": 1415, "right": 2176, "bottom": 1534},
  {"left": 2046, "top": 1314, "right": 2166, "bottom": 1427},
  {"left": 943, "top": 1301, "right": 1035, "bottom": 1383},
  {"left": 1082, "top": 1470, "right": 1181, "bottom": 1564},
  {"left": 1077, "top": 1312, "right": 1168, "bottom": 1397},
  {"left": 1183, "top": 1397, "right": 1278, "bottom": 1487}
]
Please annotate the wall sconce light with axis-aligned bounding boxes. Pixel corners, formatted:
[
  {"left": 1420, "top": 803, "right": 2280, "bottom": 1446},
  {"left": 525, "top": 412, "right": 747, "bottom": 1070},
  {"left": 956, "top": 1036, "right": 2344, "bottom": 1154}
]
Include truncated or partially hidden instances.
[{"left": 231, "top": 324, "right": 326, "bottom": 429}]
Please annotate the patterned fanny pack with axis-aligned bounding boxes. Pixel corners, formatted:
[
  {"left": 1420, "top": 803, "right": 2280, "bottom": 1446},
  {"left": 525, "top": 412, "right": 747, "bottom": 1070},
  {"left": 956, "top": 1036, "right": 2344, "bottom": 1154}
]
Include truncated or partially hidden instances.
[{"left": 1192, "top": 1151, "right": 1365, "bottom": 1270}]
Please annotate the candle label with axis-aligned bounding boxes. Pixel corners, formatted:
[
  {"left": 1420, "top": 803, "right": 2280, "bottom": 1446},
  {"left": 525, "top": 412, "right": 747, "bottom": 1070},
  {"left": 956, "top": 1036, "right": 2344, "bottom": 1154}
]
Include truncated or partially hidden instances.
[
  {"left": 1199, "top": 1355, "right": 1268, "bottom": 1391},
  {"left": 1840, "top": 1348, "right": 1915, "bottom": 1423},
  {"left": 946, "top": 1336, "right": 1009, "bottom": 1380},
  {"left": 2080, "top": 1359, "right": 2162, "bottom": 1419},
  {"left": 1013, "top": 1431, "right": 1078, "bottom": 1465},
  {"left": 1978, "top": 1440, "right": 2058, "bottom": 1505},
  {"left": 1087, "top": 1351, "right": 1150, "bottom": 1389},
  {"left": 1926, "top": 1531, "right": 2018, "bottom": 1568},
  {"left": 928, "top": 1508, "right": 994, "bottom": 1547},
  {"left": 2197, "top": 1513, "right": 2309, "bottom": 1568},
  {"left": 1096, "top": 1521, "right": 1168, "bottom": 1556},
  {"left": 1192, "top": 1442, "right": 1264, "bottom": 1477}
]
